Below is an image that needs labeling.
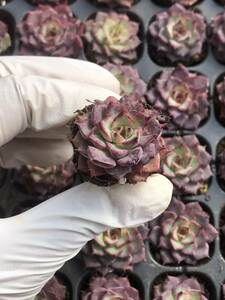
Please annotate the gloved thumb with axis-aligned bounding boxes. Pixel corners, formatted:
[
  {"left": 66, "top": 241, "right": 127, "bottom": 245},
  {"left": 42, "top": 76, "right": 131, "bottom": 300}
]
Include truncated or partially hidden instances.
[{"left": 0, "top": 174, "right": 172, "bottom": 300}]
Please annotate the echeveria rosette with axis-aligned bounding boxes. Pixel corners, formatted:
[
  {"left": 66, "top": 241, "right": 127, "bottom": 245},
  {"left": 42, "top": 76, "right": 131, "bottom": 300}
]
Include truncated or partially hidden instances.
[
  {"left": 163, "top": 135, "right": 212, "bottom": 195},
  {"left": 82, "top": 225, "right": 148, "bottom": 273},
  {"left": 84, "top": 12, "right": 141, "bottom": 65},
  {"left": 149, "top": 198, "right": 218, "bottom": 265},
  {"left": 82, "top": 274, "right": 139, "bottom": 300},
  {"left": 153, "top": 275, "right": 208, "bottom": 300},
  {"left": 104, "top": 63, "right": 146, "bottom": 97},
  {"left": 0, "top": 20, "right": 11, "bottom": 54},
  {"left": 15, "top": 160, "right": 76, "bottom": 198},
  {"left": 35, "top": 276, "right": 67, "bottom": 300},
  {"left": 71, "top": 95, "right": 164, "bottom": 184},
  {"left": 148, "top": 4, "right": 207, "bottom": 66},
  {"left": 94, "top": 0, "right": 135, "bottom": 8},
  {"left": 17, "top": 5, "right": 84, "bottom": 57},
  {"left": 215, "top": 76, "right": 225, "bottom": 123},
  {"left": 210, "top": 11, "right": 225, "bottom": 64},
  {"left": 147, "top": 64, "right": 209, "bottom": 130}
]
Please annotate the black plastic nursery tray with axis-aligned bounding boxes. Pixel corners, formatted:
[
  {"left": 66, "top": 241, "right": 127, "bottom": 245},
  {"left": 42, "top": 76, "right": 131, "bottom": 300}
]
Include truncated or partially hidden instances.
[{"left": 1, "top": 0, "right": 225, "bottom": 299}]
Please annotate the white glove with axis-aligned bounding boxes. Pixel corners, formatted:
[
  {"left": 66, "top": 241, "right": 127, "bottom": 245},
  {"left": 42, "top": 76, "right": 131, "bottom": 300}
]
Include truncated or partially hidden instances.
[{"left": 0, "top": 56, "right": 173, "bottom": 300}]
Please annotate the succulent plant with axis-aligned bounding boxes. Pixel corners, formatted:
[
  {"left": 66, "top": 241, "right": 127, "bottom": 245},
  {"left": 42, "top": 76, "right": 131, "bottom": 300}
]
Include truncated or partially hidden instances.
[
  {"left": 82, "top": 274, "right": 140, "bottom": 300},
  {"left": 94, "top": 0, "right": 135, "bottom": 8},
  {"left": 216, "top": 76, "right": 225, "bottom": 123},
  {"left": 153, "top": 275, "right": 208, "bottom": 300},
  {"left": 147, "top": 64, "right": 209, "bottom": 130},
  {"left": 210, "top": 10, "right": 225, "bottom": 64},
  {"left": 149, "top": 198, "right": 218, "bottom": 265},
  {"left": 0, "top": 20, "right": 11, "bottom": 54},
  {"left": 148, "top": 4, "right": 207, "bottom": 65},
  {"left": 35, "top": 276, "right": 67, "bottom": 300},
  {"left": 15, "top": 160, "right": 76, "bottom": 198},
  {"left": 84, "top": 12, "right": 141, "bottom": 65},
  {"left": 17, "top": 5, "right": 84, "bottom": 57},
  {"left": 162, "top": 135, "right": 212, "bottom": 195},
  {"left": 71, "top": 95, "right": 164, "bottom": 185},
  {"left": 82, "top": 225, "right": 148, "bottom": 273},
  {"left": 104, "top": 63, "right": 146, "bottom": 97}
]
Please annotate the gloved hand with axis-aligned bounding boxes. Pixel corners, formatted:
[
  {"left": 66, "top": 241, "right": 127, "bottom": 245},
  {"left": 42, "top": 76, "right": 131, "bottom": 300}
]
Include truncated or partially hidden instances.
[{"left": 0, "top": 56, "right": 173, "bottom": 300}]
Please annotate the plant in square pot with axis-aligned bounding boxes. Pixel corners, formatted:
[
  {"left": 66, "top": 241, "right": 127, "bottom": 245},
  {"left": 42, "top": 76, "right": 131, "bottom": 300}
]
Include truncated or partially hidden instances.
[
  {"left": 148, "top": 198, "right": 218, "bottom": 265},
  {"left": 148, "top": 4, "right": 207, "bottom": 66},
  {"left": 83, "top": 11, "right": 143, "bottom": 65},
  {"left": 17, "top": 4, "right": 84, "bottom": 57},
  {"left": 146, "top": 64, "right": 209, "bottom": 130}
]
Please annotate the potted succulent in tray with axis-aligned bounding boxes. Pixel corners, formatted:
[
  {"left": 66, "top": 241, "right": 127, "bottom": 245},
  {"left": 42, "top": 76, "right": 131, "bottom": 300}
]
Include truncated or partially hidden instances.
[
  {"left": 210, "top": 10, "right": 225, "bottom": 64},
  {"left": 17, "top": 4, "right": 84, "bottom": 57},
  {"left": 104, "top": 63, "right": 146, "bottom": 97},
  {"left": 93, "top": 0, "right": 137, "bottom": 8},
  {"left": 14, "top": 160, "right": 76, "bottom": 200},
  {"left": 214, "top": 74, "right": 225, "bottom": 126},
  {"left": 82, "top": 274, "right": 140, "bottom": 300},
  {"left": 148, "top": 198, "right": 218, "bottom": 265},
  {"left": 71, "top": 95, "right": 165, "bottom": 185},
  {"left": 0, "top": 20, "right": 11, "bottom": 54},
  {"left": 152, "top": 0, "right": 201, "bottom": 6},
  {"left": 146, "top": 64, "right": 209, "bottom": 130},
  {"left": 153, "top": 275, "right": 209, "bottom": 300},
  {"left": 162, "top": 135, "right": 212, "bottom": 195},
  {"left": 84, "top": 11, "right": 142, "bottom": 65},
  {"left": 148, "top": 4, "right": 207, "bottom": 66},
  {"left": 82, "top": 225, "right": 148, "bottom": 273},
  {"left": 36, "top": 276, "right": 68, "bottom": 300}
]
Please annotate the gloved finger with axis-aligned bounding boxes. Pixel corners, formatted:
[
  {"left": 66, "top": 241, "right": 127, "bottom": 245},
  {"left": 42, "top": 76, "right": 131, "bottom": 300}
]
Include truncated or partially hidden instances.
[
  {"left": 0, "top": 174, "right": 172, "bottom": 299},
  {"left": 0, "top": 138, "right": 73, "bottom": 168},
  {"left": 0, "top": 56, "right": 120, "bottom": 93},
  {"left": 0, "top": 75, "right": 120, "bottom": 147}
]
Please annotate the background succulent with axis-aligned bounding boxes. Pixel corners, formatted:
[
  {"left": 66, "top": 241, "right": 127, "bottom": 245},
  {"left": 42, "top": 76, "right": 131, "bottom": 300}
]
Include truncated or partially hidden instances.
[
  {"left": 0, "top": 20, "right": 11, "bottom": 54},
  {"left": 17, "top": 4, "right": 84, "bottom": 57},
  {"left": 210, "top": 10, "right": 225, "bottom": 64},
  {"left": 82, "top": 274, "right": 140, "bottom": 300},
  {"left": 14, "top": 160, "right": 76, "bottom": 199},
  {"left": 163, "top": 135, "right": 212, "bottom": 195},
  {"left": 153, "top": 275, "right": 208, "bottom": 300},
  {"left": 84, "top": 12, "right": 141, "bottom": 65},
  {"left": 148, "top": 4, "right": 207, "bottom": 65},
  {"left": 215, "top": 76, "right": 225, "bottom": 122},
  {"left": 94, "top": 0, "right": 135, "bottom": 8},
  {"left": 149, "top": 198, "right": 218, "bottom": 265},
  {"left": 82, "top": 225, "right": 148, "bottom": 273},
  {"left": 35, "top": 276, "right": 67, "bottom": 300},
  {"left": 104, "top": 63, "right": 146, "bottom": 97},
  {"left": 71, "top": 95, "right": 164, "bottom": 185},
  {"left": 147, "top": 64, "right": 209, "bottom": 130}
]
